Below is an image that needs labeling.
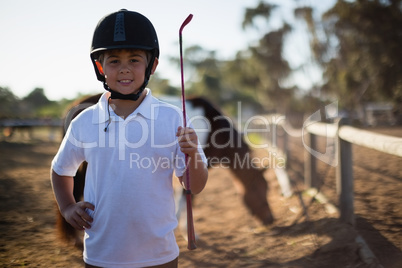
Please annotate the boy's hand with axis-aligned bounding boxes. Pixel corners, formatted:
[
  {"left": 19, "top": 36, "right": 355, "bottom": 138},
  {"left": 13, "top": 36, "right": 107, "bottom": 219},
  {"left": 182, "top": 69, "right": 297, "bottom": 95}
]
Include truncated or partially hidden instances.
[
  {"left": 176, "top": 126, "right": 198, "bottom": 157},
  {"left": 176, "top": 126, "right": 208, "bottom": 195},
  {"left": 61, "top": 201, "right": 95, "bottom": 231}
]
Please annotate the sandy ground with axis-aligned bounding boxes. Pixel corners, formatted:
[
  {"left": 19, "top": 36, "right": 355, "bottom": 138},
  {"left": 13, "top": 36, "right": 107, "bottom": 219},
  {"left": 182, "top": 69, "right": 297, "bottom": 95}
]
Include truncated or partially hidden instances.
[{"left": 0, "top": 126, "right": 401, "bottom": 267}]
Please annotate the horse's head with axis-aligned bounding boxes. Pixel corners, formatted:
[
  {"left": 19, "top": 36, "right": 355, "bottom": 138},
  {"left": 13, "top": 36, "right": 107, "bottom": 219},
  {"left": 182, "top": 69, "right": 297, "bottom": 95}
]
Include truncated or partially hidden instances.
[{"left": 233, "top": 166, "right": 274, "bottom": 225}]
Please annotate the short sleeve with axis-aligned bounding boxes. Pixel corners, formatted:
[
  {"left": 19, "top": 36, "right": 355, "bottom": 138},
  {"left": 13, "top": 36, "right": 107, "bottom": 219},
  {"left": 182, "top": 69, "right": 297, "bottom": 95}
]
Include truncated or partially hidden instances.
[{"left": 51, "top": 123, "right": 86, "bottom": 177}]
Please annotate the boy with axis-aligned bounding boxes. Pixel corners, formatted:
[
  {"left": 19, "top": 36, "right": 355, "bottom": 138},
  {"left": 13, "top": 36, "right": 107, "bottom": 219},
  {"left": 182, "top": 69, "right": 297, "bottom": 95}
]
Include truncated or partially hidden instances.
[{"left": 51, "top": 9, "right": 208, "bottom": 268}]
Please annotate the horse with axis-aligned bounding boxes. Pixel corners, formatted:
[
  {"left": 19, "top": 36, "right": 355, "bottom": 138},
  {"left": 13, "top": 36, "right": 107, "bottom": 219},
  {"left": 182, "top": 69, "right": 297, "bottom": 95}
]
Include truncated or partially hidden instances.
[{"left": 56, "top": 93, "right": 274, "bottom": 247}]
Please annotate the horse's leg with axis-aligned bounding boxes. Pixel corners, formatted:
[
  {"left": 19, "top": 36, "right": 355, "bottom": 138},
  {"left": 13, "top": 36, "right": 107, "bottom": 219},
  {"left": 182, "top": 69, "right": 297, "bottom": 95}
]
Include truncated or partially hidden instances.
[
  {"left": 72, "top": 162, "right": 86, "bottom": 248},
  {"left": 231, "top": 166, "right": 274, "bottom": 225}
]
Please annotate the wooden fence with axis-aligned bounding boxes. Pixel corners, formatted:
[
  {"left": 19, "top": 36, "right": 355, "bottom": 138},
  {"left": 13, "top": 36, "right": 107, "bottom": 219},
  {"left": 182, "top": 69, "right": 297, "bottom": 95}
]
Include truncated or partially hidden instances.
[{"left": 253, "top": 115, "right": 402, "bottom": 226}]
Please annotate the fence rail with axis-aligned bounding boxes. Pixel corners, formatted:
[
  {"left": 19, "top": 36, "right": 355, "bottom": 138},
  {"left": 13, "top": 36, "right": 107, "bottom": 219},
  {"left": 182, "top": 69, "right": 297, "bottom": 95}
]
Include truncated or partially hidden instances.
[
  {"left": 261, "top": 115, "right": 402, "bottom": 226},
  {"left": 339, "top": 125, "right": 402, "bottom": 157}
]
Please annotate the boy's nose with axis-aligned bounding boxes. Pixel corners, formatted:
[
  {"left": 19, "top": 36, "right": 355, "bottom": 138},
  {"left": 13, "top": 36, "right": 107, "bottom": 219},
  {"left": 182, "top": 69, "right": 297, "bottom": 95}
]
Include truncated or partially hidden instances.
[
  {"left": 119, "top": 66, "right": 130, "bottom": 73},
  {"left": 119, "top": 63, "right": 131, "bottom": 73}
]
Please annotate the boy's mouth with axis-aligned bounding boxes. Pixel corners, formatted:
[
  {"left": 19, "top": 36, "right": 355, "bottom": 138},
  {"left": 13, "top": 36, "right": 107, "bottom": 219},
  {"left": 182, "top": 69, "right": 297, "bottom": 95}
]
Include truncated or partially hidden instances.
[{"left": 118, "top": 79, "right": 133, "bottom": 84}]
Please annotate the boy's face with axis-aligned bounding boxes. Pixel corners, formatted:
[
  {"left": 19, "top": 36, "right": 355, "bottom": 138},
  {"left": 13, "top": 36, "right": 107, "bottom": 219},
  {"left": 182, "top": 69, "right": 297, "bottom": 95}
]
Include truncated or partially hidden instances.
[{"left": 100, "top": 49, "right": 155, "bottom": 95}]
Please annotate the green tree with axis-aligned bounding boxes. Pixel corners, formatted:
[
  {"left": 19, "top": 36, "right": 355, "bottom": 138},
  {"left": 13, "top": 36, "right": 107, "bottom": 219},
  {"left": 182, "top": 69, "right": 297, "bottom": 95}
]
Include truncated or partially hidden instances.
[
  {"left": 23, "top": 87, "right": 50, "bottom": 108},
  {"left": 184, "top": 46, "right": 224, "bottom": 101},
  {"left": 18, "top": 87, "right": 52, "bottom": 117},
  {"left": 148, "top": 73, "right": 180, "bottom": 96},
  {"left": 182, "top": 46, "right": 265, "bottom": 115},
  {"left": 240, "top": 1, "right": 294, "bottom": 113},
  {"left": 298, "top": 0, "right": 402, "bottom": 111},
  {"left": 0, "top": 87, "right": 20, "bottom": 117}
]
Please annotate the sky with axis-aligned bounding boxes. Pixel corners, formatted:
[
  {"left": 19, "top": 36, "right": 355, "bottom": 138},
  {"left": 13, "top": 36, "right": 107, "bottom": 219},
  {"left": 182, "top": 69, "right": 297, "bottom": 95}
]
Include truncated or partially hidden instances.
[{"left": 0, "top": 0, "right": 333, "bottom": 101}]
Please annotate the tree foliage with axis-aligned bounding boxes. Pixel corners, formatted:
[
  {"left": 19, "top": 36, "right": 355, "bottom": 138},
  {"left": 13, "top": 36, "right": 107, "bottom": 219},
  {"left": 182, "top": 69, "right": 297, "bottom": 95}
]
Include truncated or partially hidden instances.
[
  {"left": 148, "top": 73, "right": 180, "bottom": 96},
  {"left": 181, "top": 1, "right": 298, "bottom": 115},
  {"left": 0, "top": 87, "right": 74, "bottom": 119},
  {"left": 0, "top": 87, "right": 20, "bottom": 117},
  {"left": 299, "top": 0, "right": 402, "bottom": 111},
  {"left": 4, "top": 0, "right": 401, "bottom": 120},
  {"left": 23, "top": 88, "right": 50, "bottom": 108},
  {"left": 242, "top": 1, "right": 277, "bottom": 30},
  {"left": 184, "top": 46, "right": 224, "bottom": 102}
]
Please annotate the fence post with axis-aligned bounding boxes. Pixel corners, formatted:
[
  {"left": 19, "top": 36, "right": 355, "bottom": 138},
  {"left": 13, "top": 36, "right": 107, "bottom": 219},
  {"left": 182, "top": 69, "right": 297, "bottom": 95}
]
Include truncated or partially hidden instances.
[
  {"left": 304, "top": 132, "right": 317, "bottom": 188},
  {"left": 336, "top": 118, "right": 355, "bottom": 226},
  {"left": 283, "top": 126, "right": 289, "bottom": 167}
]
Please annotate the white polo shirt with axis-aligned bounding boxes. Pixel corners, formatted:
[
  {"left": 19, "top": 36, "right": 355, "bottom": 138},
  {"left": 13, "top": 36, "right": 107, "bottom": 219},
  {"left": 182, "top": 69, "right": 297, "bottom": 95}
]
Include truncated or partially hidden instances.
[{"left": 52, "top": 89, "right": 207, "bottom": 267}]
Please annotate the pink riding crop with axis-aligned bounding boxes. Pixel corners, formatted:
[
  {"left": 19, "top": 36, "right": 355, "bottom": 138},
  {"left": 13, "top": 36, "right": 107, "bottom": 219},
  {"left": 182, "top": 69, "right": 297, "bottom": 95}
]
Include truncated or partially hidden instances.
[{"left": 179, "top": 14, "right": 196, "bottom": 250}]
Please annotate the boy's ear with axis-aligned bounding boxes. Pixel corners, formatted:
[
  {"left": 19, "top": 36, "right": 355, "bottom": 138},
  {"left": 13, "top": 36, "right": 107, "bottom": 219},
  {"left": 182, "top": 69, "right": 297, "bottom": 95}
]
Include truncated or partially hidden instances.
[
  {"left": 95, "top": 61, "right": 105, "bottom": 76},
  {"left": 150, "top": 58, "right": 159, "bottom": 75}
]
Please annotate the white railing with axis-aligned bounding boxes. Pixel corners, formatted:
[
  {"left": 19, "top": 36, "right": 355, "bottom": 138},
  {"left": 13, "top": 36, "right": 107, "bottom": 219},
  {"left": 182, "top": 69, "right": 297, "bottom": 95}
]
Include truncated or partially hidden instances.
[{"left": 256, "top": 116, "right": 402, "bottom": 226}]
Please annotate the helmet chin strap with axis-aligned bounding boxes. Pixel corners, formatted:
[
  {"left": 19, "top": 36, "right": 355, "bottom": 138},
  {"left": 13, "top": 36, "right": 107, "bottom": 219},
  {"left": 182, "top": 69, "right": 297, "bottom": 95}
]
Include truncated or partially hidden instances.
[{"left": 103, "top": 79, "right": 148, "bottom": 101}]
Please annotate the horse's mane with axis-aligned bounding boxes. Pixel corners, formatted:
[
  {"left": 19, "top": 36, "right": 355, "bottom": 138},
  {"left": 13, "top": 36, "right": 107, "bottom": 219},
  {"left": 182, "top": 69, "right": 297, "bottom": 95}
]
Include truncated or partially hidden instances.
[
  {"left": 187, "top": 97, "right": 226, "bottom": 124},
  {"left": 187, "top": 96, "right": 250, "bottom": 165}
]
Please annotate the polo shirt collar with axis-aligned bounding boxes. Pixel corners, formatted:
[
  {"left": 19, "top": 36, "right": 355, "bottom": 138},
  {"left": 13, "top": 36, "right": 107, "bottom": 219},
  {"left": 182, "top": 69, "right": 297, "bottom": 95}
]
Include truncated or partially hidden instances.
[{"left": 92, "top": 89, "right": 159, "bottom": 124}]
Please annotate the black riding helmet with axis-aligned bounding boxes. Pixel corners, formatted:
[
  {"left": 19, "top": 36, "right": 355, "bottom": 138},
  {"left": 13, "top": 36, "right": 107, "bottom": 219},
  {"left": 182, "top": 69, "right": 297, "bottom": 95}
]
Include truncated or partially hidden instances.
[{"left": 90, "top": 9, "right": 159, "bottom": 101}]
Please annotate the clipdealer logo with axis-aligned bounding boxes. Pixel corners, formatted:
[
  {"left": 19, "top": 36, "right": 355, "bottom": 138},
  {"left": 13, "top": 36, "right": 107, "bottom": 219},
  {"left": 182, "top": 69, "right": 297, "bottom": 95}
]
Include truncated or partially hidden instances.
[{"left": 63, "top": 101, "right": 293, "bottom": 167}]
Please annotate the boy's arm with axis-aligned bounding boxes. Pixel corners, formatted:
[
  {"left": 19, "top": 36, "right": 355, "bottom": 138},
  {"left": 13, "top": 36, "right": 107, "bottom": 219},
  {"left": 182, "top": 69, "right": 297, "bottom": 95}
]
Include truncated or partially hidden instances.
[
  {"left": 51, "top": 169, "right": 94, "bottom": 230},
  {"left": 176, "top": 127, "right": 208, "bottom": 195}
]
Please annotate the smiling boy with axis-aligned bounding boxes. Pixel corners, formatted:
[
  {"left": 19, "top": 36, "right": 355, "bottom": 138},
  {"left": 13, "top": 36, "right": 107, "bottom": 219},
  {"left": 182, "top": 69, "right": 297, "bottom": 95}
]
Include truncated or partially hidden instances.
[
  {"left": 97, "top": 49, "right": 155, "bottom": 117},
  {"left": 51, "top": 9, "right": 208, "bottom": 268}
]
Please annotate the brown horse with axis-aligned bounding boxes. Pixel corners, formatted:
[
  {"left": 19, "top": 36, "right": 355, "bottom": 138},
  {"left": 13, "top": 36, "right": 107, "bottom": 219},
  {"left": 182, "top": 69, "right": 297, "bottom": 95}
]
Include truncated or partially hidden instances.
[{"left": 56, "top": 94, "right": 274, "bottom": 246}]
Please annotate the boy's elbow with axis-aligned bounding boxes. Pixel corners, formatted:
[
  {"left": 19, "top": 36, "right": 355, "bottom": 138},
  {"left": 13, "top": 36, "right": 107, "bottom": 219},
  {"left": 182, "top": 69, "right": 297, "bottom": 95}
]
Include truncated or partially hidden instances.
[
  {"left": 193, "top": 167, "right": 208, "bottom": 195},
  {"left": 51, "top": 169, "right": 59, "bottom": 181}
]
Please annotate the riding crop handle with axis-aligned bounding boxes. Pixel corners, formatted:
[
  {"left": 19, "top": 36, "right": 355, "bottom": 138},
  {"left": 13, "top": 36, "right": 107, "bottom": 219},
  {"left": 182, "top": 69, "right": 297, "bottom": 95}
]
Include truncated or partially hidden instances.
[
  {"left": 179, "top": 14, "right": 193, "bottom": 128},
  {"left": 179, "top": 14, "right": 196, "bottom": 250}
]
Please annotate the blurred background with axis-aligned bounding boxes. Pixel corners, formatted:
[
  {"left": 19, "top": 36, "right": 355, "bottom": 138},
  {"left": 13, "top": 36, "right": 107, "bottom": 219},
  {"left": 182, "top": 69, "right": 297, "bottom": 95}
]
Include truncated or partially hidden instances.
[
  {"left": 1, "top": 1, "right": 401, "bottom": 266},
  {"left": 1, "top": 0, "right": 401, "bottom": 128}
]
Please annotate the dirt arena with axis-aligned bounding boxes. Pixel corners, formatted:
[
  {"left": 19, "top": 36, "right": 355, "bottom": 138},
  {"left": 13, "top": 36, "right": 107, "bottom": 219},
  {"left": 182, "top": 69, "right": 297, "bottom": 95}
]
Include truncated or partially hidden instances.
[{"left": 0, "top": 126, "right": 401, "bottom": 267}]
